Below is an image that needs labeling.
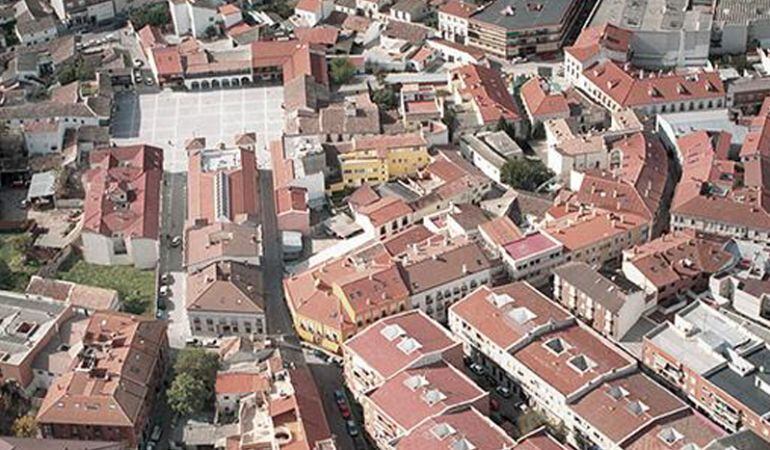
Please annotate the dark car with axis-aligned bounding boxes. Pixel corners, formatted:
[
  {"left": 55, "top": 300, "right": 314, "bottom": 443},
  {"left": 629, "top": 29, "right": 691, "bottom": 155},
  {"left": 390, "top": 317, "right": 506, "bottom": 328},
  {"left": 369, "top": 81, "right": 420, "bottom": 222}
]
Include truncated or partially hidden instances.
[{"left": 346, "top": 420, "right": 359, "bottom": 437}]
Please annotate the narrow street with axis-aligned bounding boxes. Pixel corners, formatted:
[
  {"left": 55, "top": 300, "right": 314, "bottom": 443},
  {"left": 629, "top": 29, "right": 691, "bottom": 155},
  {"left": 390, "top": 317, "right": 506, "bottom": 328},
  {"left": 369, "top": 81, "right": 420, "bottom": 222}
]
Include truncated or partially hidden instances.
[{"left": 258, "top": 169, "right": 359, "bottom": 450}]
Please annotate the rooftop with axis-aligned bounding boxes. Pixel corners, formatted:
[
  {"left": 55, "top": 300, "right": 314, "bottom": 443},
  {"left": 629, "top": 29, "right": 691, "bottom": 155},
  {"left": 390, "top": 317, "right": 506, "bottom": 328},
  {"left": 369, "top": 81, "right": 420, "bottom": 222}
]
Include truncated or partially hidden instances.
[
  {"left": 471, "top": 0, "right": 579, "bottom": 30},
  {"left": 553, "top": 262, "right": 641, "bottom": 313},
  {"left": 0, "top": 290, "right": 69, "bottom": 367},
  {"left": 394, "top": 408, "right": 515, "bottom": 450},
  {"left": 503, "top": 231, "right": 562, "bottom": 260}
]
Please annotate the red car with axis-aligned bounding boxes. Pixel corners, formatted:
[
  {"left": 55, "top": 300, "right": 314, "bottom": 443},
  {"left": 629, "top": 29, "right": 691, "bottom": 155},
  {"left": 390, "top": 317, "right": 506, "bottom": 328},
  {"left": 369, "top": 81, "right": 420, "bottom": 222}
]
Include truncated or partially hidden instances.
[{"left": 340, "top": 404, "right": 352, "bottom": 419}]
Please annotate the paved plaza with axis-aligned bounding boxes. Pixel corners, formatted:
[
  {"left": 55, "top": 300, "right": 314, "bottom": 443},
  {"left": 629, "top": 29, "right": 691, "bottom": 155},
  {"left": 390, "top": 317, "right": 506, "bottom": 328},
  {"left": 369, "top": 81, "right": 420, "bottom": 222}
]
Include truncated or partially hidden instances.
[{"left": 111, "top": 86, "right": 284, "bottom": 172}]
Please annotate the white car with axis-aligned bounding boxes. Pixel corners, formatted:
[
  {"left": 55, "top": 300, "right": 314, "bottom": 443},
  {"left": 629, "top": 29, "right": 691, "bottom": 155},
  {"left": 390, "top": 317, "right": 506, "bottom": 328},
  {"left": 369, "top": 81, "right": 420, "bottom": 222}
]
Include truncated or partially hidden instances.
[{"left": 159, "top": 285, "right": 170, "bottom": 297}]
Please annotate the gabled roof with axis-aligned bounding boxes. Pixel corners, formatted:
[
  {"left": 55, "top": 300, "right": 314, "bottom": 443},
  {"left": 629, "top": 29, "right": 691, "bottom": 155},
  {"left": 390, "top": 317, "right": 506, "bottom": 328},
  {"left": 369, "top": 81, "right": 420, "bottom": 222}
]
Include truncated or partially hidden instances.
[{"left": 186, "top": 261, "right": 264, "bottom": 314}]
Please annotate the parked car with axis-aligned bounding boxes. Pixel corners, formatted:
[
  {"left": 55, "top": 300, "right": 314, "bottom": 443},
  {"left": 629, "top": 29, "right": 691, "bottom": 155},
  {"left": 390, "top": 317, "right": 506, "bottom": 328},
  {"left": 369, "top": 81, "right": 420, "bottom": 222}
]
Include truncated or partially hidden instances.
[
  {"left": 133, "top": 58, "right": 144, "bottom": 68},
  {"left": 185, "top": 338, "right": 201, "bottom": 347},
  {"left": 144, "top": 77, "right": 155, "bottom": 86},
  {"left": 346, "top": 420, "right": 359, "bottom": 437},
  {"left": 150, "top": 425, "right": 162, "bottom": 442},
  {"left": 158, "top": 285, "right": 170, "bottom": 297},
  {"left": 469, "top": 363, "right": 485, "bottom": 376},
  {"left": 160, "top": 273, "right": 173, "bottom": 284},
  {"left": 339, "top": 404, "right": 351, "bottom": 419},
  {"left": 204, "top": 338, "right": 219, "bottom": 348},
  {"left": 169, "top": 235, "right": 182, "bottom": 247},
  {"left": 496, "top": 386, "right": 512, "bottom": 398}
]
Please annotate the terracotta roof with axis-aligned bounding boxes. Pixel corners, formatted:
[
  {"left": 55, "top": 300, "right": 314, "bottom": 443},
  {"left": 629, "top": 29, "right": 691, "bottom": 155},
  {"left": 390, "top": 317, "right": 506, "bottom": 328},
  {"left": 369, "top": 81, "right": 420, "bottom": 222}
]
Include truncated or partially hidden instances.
[
  {"left": 342, "top": 14, "right": 372, "bottom": 33},
  {"left": 186, "top": 261, "right": 264, "bottom": 314},
  {"left": 395, "top": 408, "right": 515, "bottom": 450},
  {"left": 295, "top": 0, "right": 321, "bottom": 13},
  {"left": 348, "top": 184, "right": 381, "bottom": 209},
  {"left": 357, "top": 196, "right": 413, "bottom": 228},
  {"left": 217, "top": 3, "right": 240, "bottom": 15},
  {"left": 351, "top": 132, "right": 426, "bottom": 155},
  {"left": 565, "top": 23, "right": 631, "bottom": 63},
  {"left": 368, "top": 361, "right": 486, "bottom": 432},
  {"left": 215, "top": 372, "right": 268, "bottom": 395},
  {"left": 624, "top": 410, "right": 725, "bottom": 450},
  {"left": 450, "top": 283, "right": 571, "bottom": 350},
  {"left": 382, "top": 224, "right": 436, "bottom": 256},
  {"left": 185, "top": 222, "right": 260, "bottom": 269},
  {"left": 520, "top": 76, "right": 570, "bottom": 119},
  {"left": 0, "top": 438, "right": 125, "bottom": 450},
  {"left": 512, "top": 322, "right": 634, "bottom": 396},
  {"left": 250, "top": 40, "right": 328, "bottom": 86},
  {"left": 38, "top": 312, "right": 167, "bottom": 428},
  {"left": 479, "top": 216, "right": 522, "bottom": 246},
  {"left": 275, "top": 186, "right": 308, "bottom": 215},
  {"left": 452, "top": 64, "right": 522, "bottom": 124},
  {"left": 26, "top": 276, "right": 118, "bottom": 311},
  {"left": 295, "top": 26, "right": 339, "bottom": 46},
  {"left": 583, "top": 62, "right": 724, "bottom": 109},
  {"left": 383, "top": 20, "right": 432, "bottom": 45},
  {"left": 399, "top": 241, "right": 495, "bottom": 293},
  {"left": 569, "top": 372, "right": 687, "bottom": 444},
  {"left": 82, "top": 145, "right": 163, "bottom": 240},
  {"left": 624, "top": 232, "right": 733, "bottom": 290},
  {"left": 544, "top": 207, "right": 647, "bottom": 253},
  {"left": 515, "top": 430, "right": 569, "bottom": 450},
  {"left": 151, "top": 46, "right": 183, "bottom": 78},
  {"left": 344, "top": 309, "right": 458, "bottom": 380},
  {"left": 503, "top": 231, "right": 561, "bottom": 260},
  {"left": 438, "top": 0, "right": 475, "bottom": 18}
]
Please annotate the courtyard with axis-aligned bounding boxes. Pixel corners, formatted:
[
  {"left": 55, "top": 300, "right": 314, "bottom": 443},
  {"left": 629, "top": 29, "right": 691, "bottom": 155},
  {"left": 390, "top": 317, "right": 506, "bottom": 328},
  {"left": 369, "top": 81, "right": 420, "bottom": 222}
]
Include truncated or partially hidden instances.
[{"left": 111, "top": 86, "right": 285, "bottom": 172}]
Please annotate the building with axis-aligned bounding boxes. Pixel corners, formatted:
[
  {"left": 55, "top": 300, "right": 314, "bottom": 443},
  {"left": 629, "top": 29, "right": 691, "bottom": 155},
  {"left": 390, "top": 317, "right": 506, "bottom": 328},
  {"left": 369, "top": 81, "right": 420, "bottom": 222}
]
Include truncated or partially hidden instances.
[
  {"left": 437, "top": 1, "right": 476, "bottom": 44},
  {"left": 342, "top": 309, "right": 463, "bottom": 401},
  {"left": 49, "top": 0, "right": 115, "bottom": 27},
  {"left": 25, "top": 275, "right": 120, "bottom": 314},
  {"left": 362, "top": 360, "right": 487, "bottom": 449},
  {"left": 0, "top": 290, "right": 73, "bottom": 389},
  {"left": 353, "top": 195, "right": 414, "bottom": 239},
  {"left": 553, "top": 262, "right": 648, "bottom": 340},
  {"left": 215, "top": 370, "right": 268, "bottom": 415},
  {"left": 184, "top": 221, "right": 262, "bottom": 272},
  {"left": 670, "top": 127, "right": 770, "bottom": 245},
  {"left": 588, "top": 0, "right": 711, "bottom": 67},
  {"left": 459, "top": 131, "right": 523, "bottom": 184},
  {"left": 81, "top": 145, "right": 163, "bottom": 269},
  {"left": 284, "top": 243, "right": 410, "bottom": 353},
  {"left": 567, "top": 371, "right": 725, "bottom": 450},
  {"left": 394, "top": 408, "right": 515, "bottom": 450},
  {"left": 398, "top": 238, "right": 499, "bottom": 322},
  {"left": 0, "top": 438, "right": 125, "bottom": 450},
  {"left": 565, "top": 25, "right": 725, "bottom": 115},
  {"left": 187, "top": 141, "right": 260, "bottom": 227},
  {"left": 186, "top": 261, "right": 265, "bottom": 337},
  {"left": 452, "top": 0, "right": 582, "bottom": 59},
  {"left": 275, "top": 186, "right": 310, "bottom": 235},
  {"left": 294, "top": 0, "right": 332, "bottom": 26},
  {"left": 544, "top": 206, "right": 649, "bottom": 266},
  {"left": 711, "top": 273, "right": 770, "bottom": 327},
  {"left": 711, "top": 0, "right": 770, "bottom": 56},
  {"left": 621, "top": 231, "right": 734, "bottom": 304},
  {"left": 37, "top": 311, "right": 168, "bottom": 448},
  {"left": 169, "top": 0, "right": 219, "bottom": 39},
  {"left": 448, "top": 64, "right": 525, "bottom": 136},
  {"left": 333, "top": 133, "right": 429, "bottom": 191},
  {"left": 448, "top": 282, "right": 636, "bottom": 422},
  {"left": 643, "top": 301, "right": 770, "bottom": 439},
  {"left": 499, "top": 231, "right": 565, "bottom": 284},
  {"left": 520, "top": 76, "right": 570, "bottom": 126}
]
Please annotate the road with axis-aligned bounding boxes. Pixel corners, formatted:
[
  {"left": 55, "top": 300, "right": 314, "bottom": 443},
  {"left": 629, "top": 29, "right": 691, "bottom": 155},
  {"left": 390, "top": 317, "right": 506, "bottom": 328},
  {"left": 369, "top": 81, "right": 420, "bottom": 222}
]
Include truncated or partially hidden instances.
[{"left": 258, "top": 169, "right": 361, "bottom": 450}]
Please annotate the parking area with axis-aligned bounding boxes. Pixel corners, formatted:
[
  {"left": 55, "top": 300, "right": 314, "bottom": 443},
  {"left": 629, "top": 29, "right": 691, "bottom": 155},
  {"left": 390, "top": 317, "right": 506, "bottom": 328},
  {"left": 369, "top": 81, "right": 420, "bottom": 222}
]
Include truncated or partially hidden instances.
[{"left": 111, "top": 87, "right": 285, "bottom": 172}]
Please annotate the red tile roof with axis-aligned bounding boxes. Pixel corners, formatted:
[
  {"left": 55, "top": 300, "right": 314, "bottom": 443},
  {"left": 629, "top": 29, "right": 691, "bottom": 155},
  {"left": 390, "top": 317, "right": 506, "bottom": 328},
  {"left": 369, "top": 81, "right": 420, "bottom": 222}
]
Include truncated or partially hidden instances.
[
  {"left": 345, "top": 310, "right": 459, "bottom": 380},
  {"left": 295, "top": 26, "right": 339, "bottom": 46},
  {"left": 251, "top": 40, "right": 328, "bottom": 86},
  {"left": 368, "top": 361, "right": 486, "bottom": 432},
  {"left": 583, "top": 62, "right": 724, "bottom": 109},
  {"left": 450, "top": 283, "right": 571, "bottom": 350},
  {"left": 566, "top": 23, "right": 631, "bottom": 63},
  {"left": 276, "top": 186, "right": 308, "bottom": 215},
  {"left": 357, "top": 196, "right": 413, "bottom": 228},
  {"left": 438, "top": 0, "right": 475, "bottom": 18},
  {"left": 151, "top": 46, "right": 183, "bottom": 78},
  {"left": 452, "top": 64, "right": 522, "bottom": 124},
  {"left": 503, "top": 231, "right": 561, "bottom": 260},
  {"left": 83, "top": 145, "right": 163, "bottom": 239},
  {"left": 395, "top": 408, "right": 515, "bottom": 450},
  {"left": 520, "top": 76, "right": 569, "bottom": 119},
  {"left": 218, "top": 3, "right": 240, "bottom": 15},
  {"left": 295, "top": 0, "right": 321, "bottom": 13},
  {"left": 479, "top": 216, "right": 522, "bottom": 246},
  {"left": 215, "top": 372, "right": 268, "bottom": 395},
  {"left": 544, "top": 207, "right": 647, "bottom": 252}
]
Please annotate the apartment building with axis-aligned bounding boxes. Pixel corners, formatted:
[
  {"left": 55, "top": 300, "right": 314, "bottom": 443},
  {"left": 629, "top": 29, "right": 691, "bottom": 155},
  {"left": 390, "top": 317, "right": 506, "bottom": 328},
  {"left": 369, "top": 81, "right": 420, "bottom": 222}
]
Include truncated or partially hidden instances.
[
  {"left": 184, "top": 221, "right": 262, "bottom": 272},
  {"left": 621, "top": 231, "right": 734, "bottom": 304},
  {"left": 343, "top": 309, "right": 462, "bottom": 401},
  {"left": 499, "top": 231, "right": 565, "bottom": 284},
  {"left": 437, "top": 1, "right": 476, "bottom": 44},
  {"left": 643, "top": 301, "right": 770, "bottom": 440},
  {"left": 448, "top": 282, "right": 637, "bottom": 422},
  {"left": 451, "top": 0, "right": 582, "bottom": 59},
  {"left": 334, "top": 133, "right": 429, "bottom": 191},
  {"left": 394, "top": 408, "right": 516, "bottom": 450},
  {"left": 544, "top": 206, "right": 650, "bottom": 267},
  {"left": 81, "top": 145, "right": 163, "bottom": 269},
  {"left": 37, "top": 312, "right": 168, "bottom": 448},
  {"left": 353, "top": 195, "right": 414, "bottom": 239},
  {"left": 0, "top": 291, "right": 73, "bottom": 389},
  {"left": 553, "top": 262, "right": 648, "bottom": 340}
]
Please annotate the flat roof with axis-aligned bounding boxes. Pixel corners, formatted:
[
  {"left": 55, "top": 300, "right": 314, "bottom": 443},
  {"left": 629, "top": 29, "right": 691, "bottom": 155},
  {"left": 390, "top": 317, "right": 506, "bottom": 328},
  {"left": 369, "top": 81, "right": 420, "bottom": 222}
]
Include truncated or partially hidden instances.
[
  {"left": 706, "top": 346, "right": 770, "bottom": 417},
  {"left": 590, "top": 0, "right": 711, "bottom": 31},
  {"left": 0, "top": 291, "right": 67, "bottom": 365},
  {"left": 471, "top": 0, "right": 578, "bottom": 30},
  {"left": 713, "top": 0, "right": 770, "bottom": 25},
  {"left": 503, "top": 231, "right": 561, "bottom": 260}
]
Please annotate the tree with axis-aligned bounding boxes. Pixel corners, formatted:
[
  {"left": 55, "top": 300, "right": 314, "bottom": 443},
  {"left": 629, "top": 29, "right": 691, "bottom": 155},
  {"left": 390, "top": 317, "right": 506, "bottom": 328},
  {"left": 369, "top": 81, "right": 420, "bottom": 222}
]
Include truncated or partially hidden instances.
[
  {"left": 372, "top": 87, "right": 398, "bottom": 110},
  {"left": 204, "top": 25, "right": 218, "bottom": 39},
  {"left": 173, "top": 348, "right": 220, "bottom": 401},
  {"left": 121, "top": 296, "right": 147, "bottom": 315},
  {"left": 0, "top": 260, "right": 13, "bottom": 290},
  {"left": 0, "top": 380, "right": 31, "bottom": 435},
  {"left": 501, "top": 158, "right": 553, "bottom": 192},
  {"left": 330, "top": 58, "right": 356, "bottom": 86},
  {"left": 168, "top": 373, "right": 207, "bottom": 416},
  {"left": 57, "top": 56, "right": 95, "bottom": 85},
  {"left": 11, "top": 415, "right": 37, "bottom": 438},
  {"left": 129, "top": 3, "right": 171, "bottom": 29},
  {"left": 495, "top": 118, "right": 517, "bottom": 139}
]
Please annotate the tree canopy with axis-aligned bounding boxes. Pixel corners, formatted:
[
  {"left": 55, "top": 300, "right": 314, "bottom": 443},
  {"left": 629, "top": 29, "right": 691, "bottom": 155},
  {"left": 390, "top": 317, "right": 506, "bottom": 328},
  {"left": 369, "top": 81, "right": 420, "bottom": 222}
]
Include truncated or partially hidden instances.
[
  {"left": 168, "top": 373, "right": 207, "bottom": 416},
  {"left": 11, "top": 415, "right": 37, "bottom": 438},
  {"left": 330, "top": 58, "right": 356, "bottom": 86},
  {"left": 501, "top": 158, "right": 553, "bottom": 192},
  {"left": 130, "top": 3, "right": 170, "bottom": 29}
]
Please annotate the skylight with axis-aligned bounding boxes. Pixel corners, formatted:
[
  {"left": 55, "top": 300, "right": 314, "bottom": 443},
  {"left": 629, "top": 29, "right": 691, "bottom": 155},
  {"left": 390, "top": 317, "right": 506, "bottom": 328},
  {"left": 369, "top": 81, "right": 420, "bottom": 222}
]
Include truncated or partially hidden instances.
[
  {"left": 422, "top": 389, "right": 447, "bottom": 406},
  {"left": 403, "top": 374, "right": 429, "bottom": 391},
  {"left": 380, "top": 324, "right": 406, "bottom": 342},
  {"left": 507, "top": 306, "right": 536, "bottom": 325},
  {"left": 487, "top": 292, "right": 514, "bottom": 308},
  {"left": 606, "top": 385, "right": 629, "bottom": 400},
  {"left": 568, "top": 354, "right": 595, "bottom": 374},
  {"left": 397, "top": 337, "right": 423, "bottom": 355},
  {"left": 431, "top": 423, "right": 456, "bottom": 440},
  {"left": 451, "top": 438, "right": 477, "bottom": 450},
  {"left": 627, "top": 400, "right": 650, "bottom": 416},
  {"left": 658, "top": 427, "right": 684, "bottom": 445},
  {"left": 544, "top": 337, "right": 567, "bottom": 355}
]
